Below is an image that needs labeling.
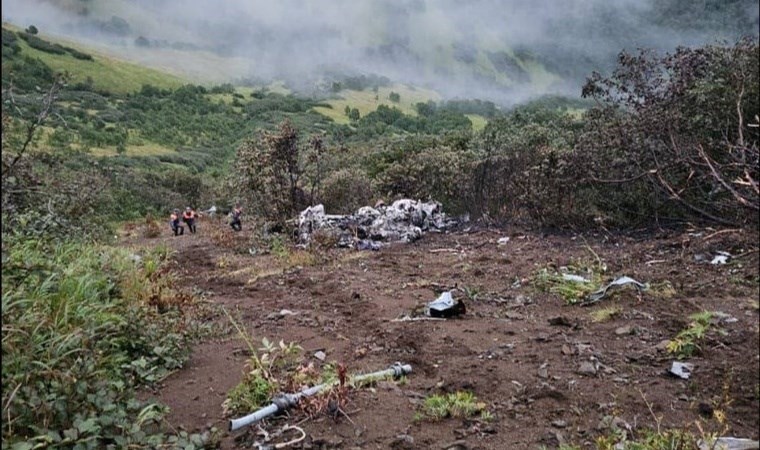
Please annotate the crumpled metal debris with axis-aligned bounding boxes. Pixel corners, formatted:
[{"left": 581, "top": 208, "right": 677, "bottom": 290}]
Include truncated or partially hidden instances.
[
  {"left": 356, "top": 239, "right": 381, "bottom": 251},
  {"left": 711, "top": 251, "right": 731, "bottom": 265},
  {"left": 698, "top": 437, "right": 760, "bottom": 450},
  {"left": 584, "top": 276, "right": 647, "bottom": 304},
  {"left": 297, "top": 199, "right": 463, "bottom": 248},
  {"left": 427, "top": 291, "right": 466, "bottom": 318},
  {"left": 668, "top": 361, "right": 694, "bottom": 380}
]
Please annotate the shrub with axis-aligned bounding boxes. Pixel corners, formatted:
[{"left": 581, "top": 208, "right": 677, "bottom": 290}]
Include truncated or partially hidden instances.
[
  {"left": 1, "top": 240, "right": 215, "bottom": 447},
  {"left": 320, "top": 168, "right": 374, "bottom": 214},
  {"left": 18, "top": 32, "right": 67, "bottom": 55}
]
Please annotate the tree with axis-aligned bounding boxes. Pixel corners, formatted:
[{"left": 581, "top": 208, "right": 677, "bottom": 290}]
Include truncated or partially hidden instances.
[
  {"left": 25, "top": 25, "right": 38, "bottom": 35},
  {"left": 349, "top": 108, "right": 360, "bottom": 121},
  {"left": 389, "top": 91, "right": 400, "bottom": 103},
  {"left": 580, "top": 38, "right": 759, "bottom": 226},
  {"left": 236, "top": 120, "right": 317, "bottom": 225}
]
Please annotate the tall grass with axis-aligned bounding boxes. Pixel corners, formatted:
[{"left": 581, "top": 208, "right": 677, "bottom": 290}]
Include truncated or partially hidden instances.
[{"left": 1, "top": 238, "right": 216, "bottom": 448}]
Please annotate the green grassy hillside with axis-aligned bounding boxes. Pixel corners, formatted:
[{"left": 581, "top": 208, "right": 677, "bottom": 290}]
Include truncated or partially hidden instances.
[{"left": 3, "top": 23, "right": 185, "bottom": 93}]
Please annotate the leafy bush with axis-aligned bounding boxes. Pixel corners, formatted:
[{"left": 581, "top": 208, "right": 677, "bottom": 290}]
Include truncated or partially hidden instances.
[
  {"left": 2, "top": 240, "right": 216, "bottom": 448},
  {"left": 374, "top": 146, "right": 475, "bottom": 214},
  {"left": 18, "top": 32, "right": 67, "bottom": 55},
  {"left": 320, "top": 168, "right": 374, "bottom": 214}
]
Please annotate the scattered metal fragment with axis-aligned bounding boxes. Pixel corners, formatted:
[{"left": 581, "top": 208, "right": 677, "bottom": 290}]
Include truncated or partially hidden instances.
[
  {"left": 584, "top": 276, "right": 647, "bottom": 305},
  {"left": 427, "top": 291, "right": 466, "bottom": 318},
  {"left": 355, "top": 239, "right": 381, "bottom": 251},
  {"left": 698, "top": 437, "right": 760, "bottom": 450},
  {"left": 668, "top": 361, "right": 694, "bottom": 380},
  {"left": 297, "top": 199, "right": 463, "bottom": 248},
  {"left": 711, "top": 251, "right": 731, "bottom": 265}
]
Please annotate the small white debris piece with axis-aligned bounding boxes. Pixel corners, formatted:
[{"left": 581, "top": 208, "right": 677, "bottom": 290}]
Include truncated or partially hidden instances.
[
  {"left": 562, "top": 274, "right": 589, "bottom": 283},
  {"left": 711, "top": 251, "right": 731, "bottom": 265},
  {"left": 314, "top": 351, "right": 326, "bottom": 361},
  {"left": 427, "top": 291, "right": 455, "bottom": 314},
  {"left": 497, "top": 237, "right": 510, "bottom": 245},
  {"left": 669, "top": 361, "right": 694, "bottom": 380},
  {"left": 279, "top": 309, "right": 297, "bottom": 316}
]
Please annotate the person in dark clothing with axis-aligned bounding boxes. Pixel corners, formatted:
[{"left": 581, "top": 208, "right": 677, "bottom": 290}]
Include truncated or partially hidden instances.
[
  {"left": 182, "top": 206, "right": 198, "bottom": 234},
  {"left": 169, "top": 209, "right": 184, "bottom": 236},
  {"left": 230, "top": 203, "right": 242, "bottom": 231}
]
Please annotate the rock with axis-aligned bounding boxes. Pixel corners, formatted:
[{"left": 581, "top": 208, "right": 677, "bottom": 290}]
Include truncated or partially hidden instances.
[
  {"left": 391, "top": 434, "right": 415, "bottom": 450},
  {"left": 655, "top": 340, "right": 671, "bottom": 352},
  {"left": 441, "top": 440, "right": 468, "bottom": 450},
  {"left": 548, "top": 316, "right": 573, "bottom": 327},
  {"left": 578, "top": 361, "right": 598, "bottom": 376},
  {"left": 561, "top": 344, "right": 574, "bottom": 356},
  {"left": 551, "top": 419, "right": 568, "bottom": 428},
  {"left": 538, "top": 363, "right": 549, "bottom": 379},
  {"left": 540, "top": 431, "right": 566, "bottom": 447},
  {"left": 615, "top": 326, "right": 633, "bottom": 336},
  {"left": 698, "top": 402, "right": 714, "bottom": 417},
  {"left": 314, "top": 350, "right": 326, "bottom": 361}
]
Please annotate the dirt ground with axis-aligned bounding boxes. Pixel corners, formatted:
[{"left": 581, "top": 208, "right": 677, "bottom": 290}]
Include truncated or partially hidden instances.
[{"left": 125, "top": 218, "right": 760, "bottom": 449}]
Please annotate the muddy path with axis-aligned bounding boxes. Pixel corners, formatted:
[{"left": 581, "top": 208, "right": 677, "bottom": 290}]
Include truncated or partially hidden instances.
[{"left": 123, "top": 219, "right": 760, "bottom": 449}]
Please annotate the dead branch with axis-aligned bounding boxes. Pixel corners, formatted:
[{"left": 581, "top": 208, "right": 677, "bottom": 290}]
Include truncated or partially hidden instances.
[
  {"left": 697, "top": 144, "right": 758, "bottom": 210},
  {"left": 3, "top": 77, "right": 64, "bottom": 175}
]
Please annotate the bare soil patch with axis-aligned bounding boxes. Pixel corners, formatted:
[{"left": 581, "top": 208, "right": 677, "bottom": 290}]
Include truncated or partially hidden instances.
[{"left": 125, "top": 219, "right": 760, "bottom": 449}]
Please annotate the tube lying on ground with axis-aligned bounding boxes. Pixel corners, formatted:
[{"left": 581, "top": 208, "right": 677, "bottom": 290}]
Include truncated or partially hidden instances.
[{"left": 229, "top": 362, "right": 412, "bottom": 432}]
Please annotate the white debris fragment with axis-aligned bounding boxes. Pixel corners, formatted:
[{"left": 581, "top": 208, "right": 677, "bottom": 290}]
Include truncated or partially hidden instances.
[
  {"left": 669, "top": 361, "right": 694, "bottom": 380},
  {"left": 562, "top": 274, "right": 589, "bottom": 283},
  {"left": 711, "top": 251, "right": 731, "bottom": 265},
  {"left": 698, "top": 437, "right": 760, "bottom": 450}
]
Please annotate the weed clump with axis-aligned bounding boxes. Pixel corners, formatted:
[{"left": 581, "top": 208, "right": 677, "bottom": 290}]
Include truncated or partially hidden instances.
[
  {"left": 416, "top": 391, "right": 490, "bottom": 421},
  {"left": 533, "top": 258, "right": 606, "bottom": 304},
  {"left": 667, "top": 311, "right": 717, "bottom": 359}
]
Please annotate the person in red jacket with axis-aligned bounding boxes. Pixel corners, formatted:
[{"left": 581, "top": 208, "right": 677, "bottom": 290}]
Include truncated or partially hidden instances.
[
  {"left": 182, "top": 206, "right": 198, "bottom": 234},
  {"left": 169, "top": 209, "right": 184, "bottom": 236}
]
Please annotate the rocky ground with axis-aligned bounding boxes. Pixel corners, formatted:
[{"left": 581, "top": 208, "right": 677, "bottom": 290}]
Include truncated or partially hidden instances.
[{"left": 124, "top": 218, "right": 760, "bottom": 449}]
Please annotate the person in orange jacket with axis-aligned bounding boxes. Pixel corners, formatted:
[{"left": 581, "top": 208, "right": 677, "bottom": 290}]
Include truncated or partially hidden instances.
[
  {"left": 182, "top": 206, "right": 198, "bottom": 234},
  {"left": 169, "top": 209, "right": 184, "bottom": 236}
]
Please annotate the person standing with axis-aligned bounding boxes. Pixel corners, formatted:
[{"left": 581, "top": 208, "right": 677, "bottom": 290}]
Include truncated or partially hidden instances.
[
  {"left": 230, "top": 203, "right": 243, "bottom": 231},
  {"left": 183, "top": 206, "right": 198, "bottom": 234},
  {"left": 169, "top": 209, "right": 184, "bottom": 236}
]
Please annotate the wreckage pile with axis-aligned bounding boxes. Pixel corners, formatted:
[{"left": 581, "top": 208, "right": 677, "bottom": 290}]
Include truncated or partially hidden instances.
[{"left": 297, "top": 199, "right": 463, "bottom": 249}]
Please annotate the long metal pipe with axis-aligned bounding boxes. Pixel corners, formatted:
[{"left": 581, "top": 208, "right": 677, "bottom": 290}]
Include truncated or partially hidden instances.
[{"left": 229, "top": 362, "right": 412, "bottom": 431}]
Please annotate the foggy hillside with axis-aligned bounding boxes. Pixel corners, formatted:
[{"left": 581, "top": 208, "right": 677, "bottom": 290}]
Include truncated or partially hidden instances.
[{"left": 2, "top": 0, "right": 758, "bottom": 104}]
